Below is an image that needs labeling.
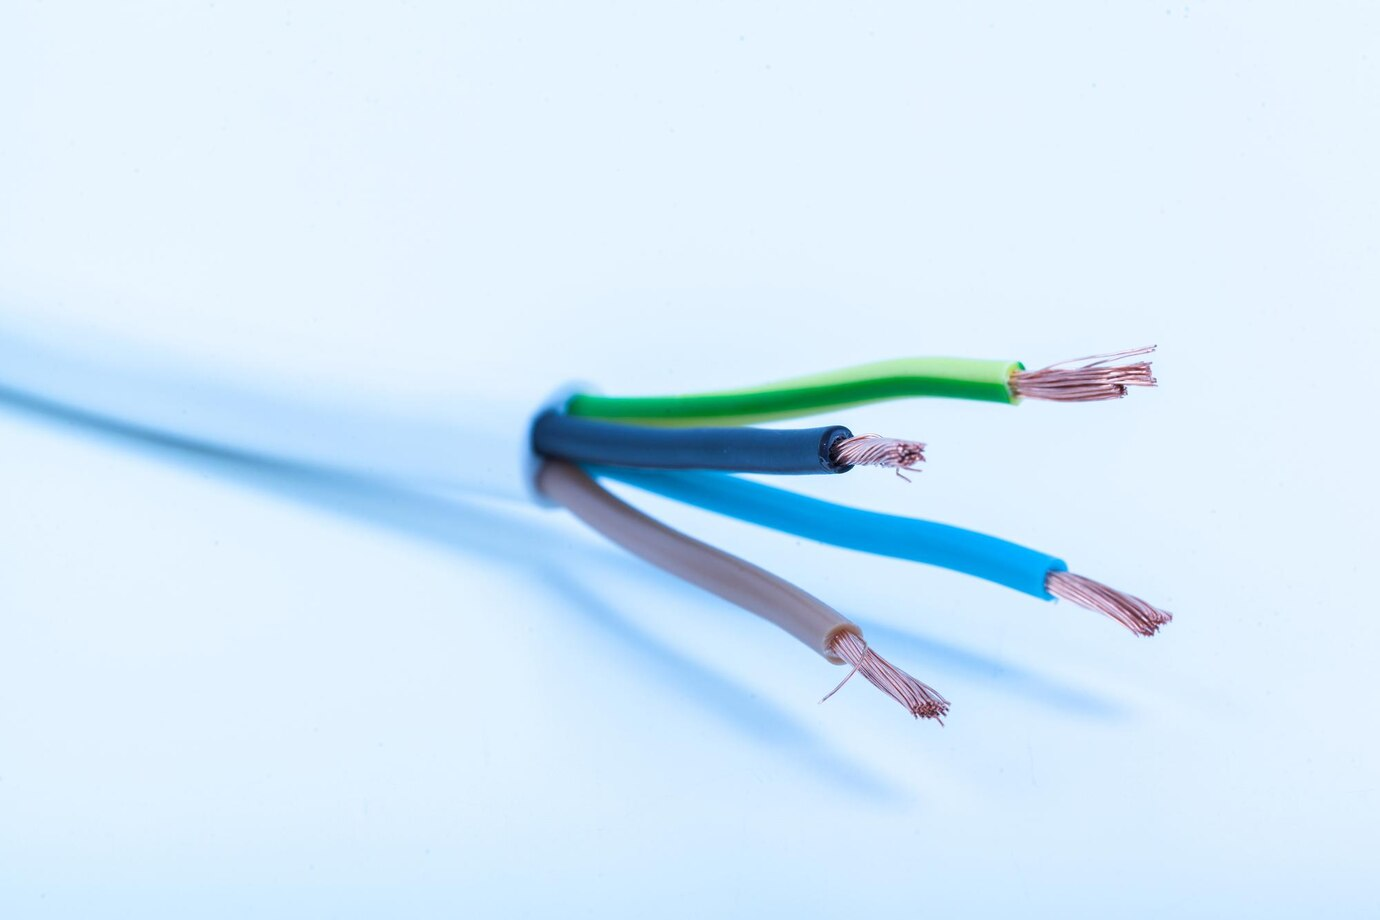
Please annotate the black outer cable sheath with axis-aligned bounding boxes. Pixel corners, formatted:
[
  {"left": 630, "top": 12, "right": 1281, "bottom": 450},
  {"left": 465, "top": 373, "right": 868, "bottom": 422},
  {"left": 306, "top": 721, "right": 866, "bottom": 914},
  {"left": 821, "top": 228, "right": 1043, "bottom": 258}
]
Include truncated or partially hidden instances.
[{"left": 531, "top": 411, "right": 854, "bottom": 474}]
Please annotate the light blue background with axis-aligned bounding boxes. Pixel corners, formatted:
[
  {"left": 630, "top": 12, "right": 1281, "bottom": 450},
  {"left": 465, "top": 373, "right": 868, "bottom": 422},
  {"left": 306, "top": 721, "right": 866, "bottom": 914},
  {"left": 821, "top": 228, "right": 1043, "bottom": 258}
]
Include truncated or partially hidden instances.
[{"left": 2, "top": 3, "right": 1377, "bottom": 917}]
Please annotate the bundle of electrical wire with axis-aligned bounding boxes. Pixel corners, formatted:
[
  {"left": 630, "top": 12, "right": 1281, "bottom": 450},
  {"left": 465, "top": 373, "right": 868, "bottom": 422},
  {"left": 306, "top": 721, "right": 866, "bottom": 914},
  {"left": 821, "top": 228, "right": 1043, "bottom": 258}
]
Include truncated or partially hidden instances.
[
  {"left": 531, "top": 346, "right": 1169, "bottom": 722},
  {"left": 0, "top": 321, "right": 1168, "bottom": 726}
]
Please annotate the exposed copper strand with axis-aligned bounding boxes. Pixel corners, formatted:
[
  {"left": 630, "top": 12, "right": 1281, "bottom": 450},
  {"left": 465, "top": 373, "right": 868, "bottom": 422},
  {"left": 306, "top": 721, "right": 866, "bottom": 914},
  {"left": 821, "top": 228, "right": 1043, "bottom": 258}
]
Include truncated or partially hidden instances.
[
  {"left": 823, "top": 631, "right": 950, "bottom": 722},
  {"left": 819, "top": 652, "right": 863, "bottom": 703},
  {"left": 1040, "top": 345, "right": 1157, "bottom": 370},
  {"left": 1045, "top": 570, "right": 1173, "bottom": 637},
  {"left": 830, "top": 433, "right": 926, "bottom": 481},
  {"left": 1010, "top": 346, "right": 1157, "bottom": 402}
]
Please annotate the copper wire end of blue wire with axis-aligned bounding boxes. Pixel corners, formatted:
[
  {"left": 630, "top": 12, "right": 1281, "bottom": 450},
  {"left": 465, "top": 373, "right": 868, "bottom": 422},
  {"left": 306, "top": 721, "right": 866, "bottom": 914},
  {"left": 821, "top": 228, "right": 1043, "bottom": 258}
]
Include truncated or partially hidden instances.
[
  {"left": 1046, "top": 570, "right": 1173, "bottom": 637},
  {"left": 830, "top": 434, "right": 927, "bottom": 480}
]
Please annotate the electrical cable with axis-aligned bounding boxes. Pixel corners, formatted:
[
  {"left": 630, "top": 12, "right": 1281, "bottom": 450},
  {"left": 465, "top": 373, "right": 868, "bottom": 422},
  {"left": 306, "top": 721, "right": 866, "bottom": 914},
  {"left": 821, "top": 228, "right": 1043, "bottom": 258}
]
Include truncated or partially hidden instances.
[
  {"left": 0, "top": 319, "right": 553, "bottom": 502},
  {"left": 589, "top": 465, "right": 1172, "bottom": 636},
  {"left": 537, "top": 459, "right": 949, "bottom": 720},
  {"left": 530, "top": 410, "right": 925, "bottom": 476},
  {"left": 591, "top": 466, "right": 1061, "bottom": 595},
  {"left": 566, "top": 347, "right": 1156, "bottom": 426},
  {"left": 2, "top": 315, "right": 1172, "bottom": 725}
]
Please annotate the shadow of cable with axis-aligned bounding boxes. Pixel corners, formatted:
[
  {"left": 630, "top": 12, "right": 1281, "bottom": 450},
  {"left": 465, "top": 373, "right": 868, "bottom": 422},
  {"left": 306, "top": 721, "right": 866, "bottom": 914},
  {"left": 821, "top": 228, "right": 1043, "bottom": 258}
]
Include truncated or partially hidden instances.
[
  {"left": 0, "top": 384, "right": 903, "bottom": 799},
  {"left": 858, "top": 622, "right": 1128, "bottom": 720},
  {"left": 0, "top": 382, "right": 565, "bottom": 559},
  {"left": 531, "top": 565, "right": 904, "bottom": 800}
]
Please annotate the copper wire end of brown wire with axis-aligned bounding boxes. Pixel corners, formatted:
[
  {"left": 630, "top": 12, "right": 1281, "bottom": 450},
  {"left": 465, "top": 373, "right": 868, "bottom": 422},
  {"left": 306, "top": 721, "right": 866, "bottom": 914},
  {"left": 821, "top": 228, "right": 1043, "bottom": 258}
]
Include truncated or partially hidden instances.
[
  {"left": 1010, "top": 345, "right": 1158, "bottom": 402},
  {"left": 821, "top": 631, "right": 950, "bottom": 722},
  {"left": 1046, "top": 570, "right": 1173, "bottom": 637},
  {"left": 830, "top": 433, "right": 927, "bottom": 481}
]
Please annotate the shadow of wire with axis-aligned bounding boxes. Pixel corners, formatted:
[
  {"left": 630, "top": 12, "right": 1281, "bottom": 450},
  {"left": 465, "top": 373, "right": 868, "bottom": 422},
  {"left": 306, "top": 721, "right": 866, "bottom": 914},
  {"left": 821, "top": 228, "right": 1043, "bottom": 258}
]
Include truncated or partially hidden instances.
[
  {"left": 532, "top": 565, "right": 904, "bottom": 800},
  {"left": 858, "top": 622, "right": 1128, "bottom": 720},
  {"left": 0, "top": 383, "right": 903, "bottom": 800}
]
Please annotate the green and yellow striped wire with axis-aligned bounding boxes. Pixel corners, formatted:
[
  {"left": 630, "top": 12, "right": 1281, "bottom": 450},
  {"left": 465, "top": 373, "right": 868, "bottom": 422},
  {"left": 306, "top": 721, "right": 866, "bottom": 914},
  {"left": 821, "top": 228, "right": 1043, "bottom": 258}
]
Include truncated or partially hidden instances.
[{"left": 567, "top": 357, "right": 1025, "bottom": 427}]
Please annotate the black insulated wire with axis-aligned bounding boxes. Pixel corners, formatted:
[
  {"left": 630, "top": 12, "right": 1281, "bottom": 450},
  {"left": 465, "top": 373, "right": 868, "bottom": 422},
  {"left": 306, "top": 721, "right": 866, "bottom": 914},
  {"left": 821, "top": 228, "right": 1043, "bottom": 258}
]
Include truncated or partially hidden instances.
[{"left": 531, "top": 411, "right": 854, "bottom": 475}]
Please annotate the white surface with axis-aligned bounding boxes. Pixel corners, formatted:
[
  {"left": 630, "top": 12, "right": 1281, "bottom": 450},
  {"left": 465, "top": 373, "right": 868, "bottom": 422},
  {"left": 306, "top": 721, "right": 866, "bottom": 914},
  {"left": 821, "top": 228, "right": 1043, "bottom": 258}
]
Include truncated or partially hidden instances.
[{"left": 2, "top": 3, "right": 1377, "bottom": 917}]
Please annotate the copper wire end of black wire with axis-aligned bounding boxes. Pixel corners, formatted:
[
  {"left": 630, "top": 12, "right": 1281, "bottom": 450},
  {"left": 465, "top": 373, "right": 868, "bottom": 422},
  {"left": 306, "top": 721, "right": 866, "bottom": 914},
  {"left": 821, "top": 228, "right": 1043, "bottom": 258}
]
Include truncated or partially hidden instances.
[
  {"left": 822, "top": 631, "right": 950, "bottom": 722},
  {"left": 1046, "top": 570, "right": 1173, "bottom": 637},
  {"left": 1010, "top": 346, "right": 1158, "bottom": 402},
  {"left": 830, "top": 433, "right": 927, "bottom": 480}
]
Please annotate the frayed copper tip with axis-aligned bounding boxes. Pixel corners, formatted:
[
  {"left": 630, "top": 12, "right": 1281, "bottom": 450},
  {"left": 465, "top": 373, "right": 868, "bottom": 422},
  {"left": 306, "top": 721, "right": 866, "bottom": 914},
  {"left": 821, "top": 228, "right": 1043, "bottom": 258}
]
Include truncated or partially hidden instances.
[
  {"left": 1046, "top": 570, "right": 1173, "bottom": 637},
  {"left": 822, "top": 631, "right": 950, "bottom": 722},
  {"left": 831, "top": 434, "right": 926, "bottom": 481},
  {"left": 1010, "top": 346, "right": 1157, "bottom": 402}
]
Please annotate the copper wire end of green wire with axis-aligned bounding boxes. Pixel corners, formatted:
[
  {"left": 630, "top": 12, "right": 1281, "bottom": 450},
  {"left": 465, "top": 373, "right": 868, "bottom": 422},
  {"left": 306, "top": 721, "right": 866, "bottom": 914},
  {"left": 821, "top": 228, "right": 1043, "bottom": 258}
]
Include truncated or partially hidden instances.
[
  {"left": 822, "top": 631, "right": 950, "bottom": 722},
  {"left": 830, "top": 433, "right": 926, "bottom": 480},
  {"left": 1046, "top": 570, "right": 1173, "bottom": 636},
  {"left": 1011, "top": 346, "right": 1158, "bottom": 402}
]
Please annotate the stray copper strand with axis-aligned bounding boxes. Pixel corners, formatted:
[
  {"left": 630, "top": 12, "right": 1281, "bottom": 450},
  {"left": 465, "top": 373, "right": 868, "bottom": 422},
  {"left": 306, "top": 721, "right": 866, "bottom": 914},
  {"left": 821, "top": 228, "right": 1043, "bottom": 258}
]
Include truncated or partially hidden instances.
[
  {"left": 1010, "top": 345, "right": 1158, "bottom": 402},
  {"left": 823, "top": 632, "right": 950, "bottom": 722},
  {"left": 831, "top": 433, "right": 926, "bottom": 480},
  {"left": 1046, "top": 570, "right": 1173, "bottom": 637}
]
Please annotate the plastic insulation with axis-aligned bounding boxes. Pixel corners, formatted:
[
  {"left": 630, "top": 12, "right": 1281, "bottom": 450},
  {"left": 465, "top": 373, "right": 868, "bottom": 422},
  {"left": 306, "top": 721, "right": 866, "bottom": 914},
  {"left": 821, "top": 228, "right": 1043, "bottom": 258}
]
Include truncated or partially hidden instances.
[
  {"left": 0, "top": 319, "right": 550, "bottom": 502},
  {"left": 588, "top": 466, "right": 1067, "bottom": 599},
  {"left": 537, "top": 460, "right": 859, "bottom": 663},
  {"left": 566, "top": 357, "right": 1023, "bottom": 426},
  {"left": 531, "top": 411, "right": 854, "bottom": 474}
]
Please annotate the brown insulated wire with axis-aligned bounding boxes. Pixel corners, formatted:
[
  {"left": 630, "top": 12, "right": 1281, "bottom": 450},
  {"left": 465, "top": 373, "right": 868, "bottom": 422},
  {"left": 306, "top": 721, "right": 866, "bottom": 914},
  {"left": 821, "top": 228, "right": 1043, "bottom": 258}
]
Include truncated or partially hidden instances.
[{"left": 537, "top": 460, "right": 948, "bottom": 720}]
